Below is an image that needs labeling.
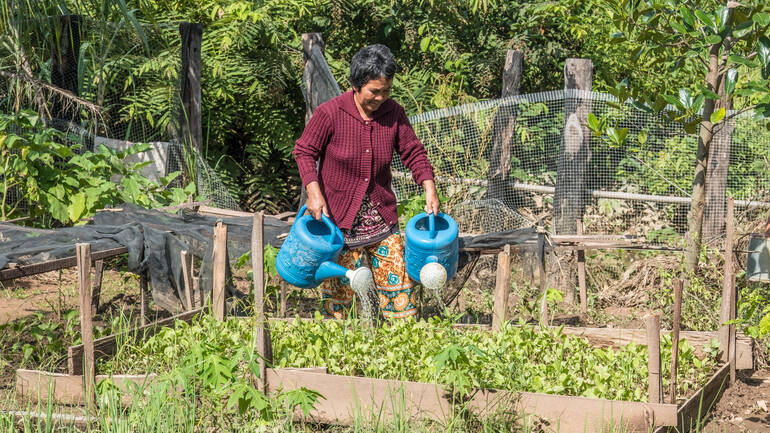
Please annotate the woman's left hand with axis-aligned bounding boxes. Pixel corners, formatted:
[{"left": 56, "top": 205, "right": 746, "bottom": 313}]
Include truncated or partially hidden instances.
[{"left": 422, "top": 179, "right": 440, "bottom": 215}]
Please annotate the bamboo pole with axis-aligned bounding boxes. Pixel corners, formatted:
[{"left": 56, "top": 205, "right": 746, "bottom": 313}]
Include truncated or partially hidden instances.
[
  {"left": 492, "top": 244, "right": 512, "bottom": 331},
  {"left": 139, "top": 272, "right": 150, "bottom": 326},
  {"left": 646, "top": 313, "right": 663, "bottom": 404},
  {"left": 75, "top": 243, "right": 95, "bottom": 410},
  {"left": 90, "top": 260, "right": 103, "bottom": 315},
  {"left": 670, "top": 279, "right": 683, "bottom": 403},
  {"left": 576, "top": 219, "right": 587, "bottom": 314},
  {"left": 280, "top": 279, "right": 287, "bottom": 318},
  {"left": 212, "top": 221, "right": 227, "bottom": 320},
  {"left": 252, "top": 212, "right": 268, "bottom": 392},
  {"left": 181, "top": 250, "right": 194, "bottom": 310}
]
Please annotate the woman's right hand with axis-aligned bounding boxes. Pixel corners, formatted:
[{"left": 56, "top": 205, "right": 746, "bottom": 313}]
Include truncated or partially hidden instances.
[{"left": 305, "top": 181, "right": 329, "bottom": 220}]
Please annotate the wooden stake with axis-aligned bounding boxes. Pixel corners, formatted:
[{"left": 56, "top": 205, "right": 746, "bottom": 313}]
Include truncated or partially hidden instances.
[
  {"left": 646, "top": 313, "right": 663, "bottom": 404},
  {"left": 75, "top": 243, "right": 94, "bottom": 410},
  {"left": 729, "top": 272, "right": 737, "bottom": 384},
  {"left": 251, "top": 212, "right": 269, "bottom": 392},
  {"left": 181, "top": 250, "right": 194, "bottom": 310},
  {"left": 670, "top": 278, "right": 683, "bottom": 403},
  {"left": 212, "top": 221, "right": 227, "bottom": 321},
  {"left": 576, "top": 219, "right": 587, "bottom": 314},
  {"left": 493, "top": 244, "right": 512, "bottom": 331},
  {"left": 90, "top": 260, "right": 104, "bottom": 316},
  {"left": 139, "top": 272, "right": 150, "bottom": 326},
  {"left": 280, "top": 279, "right": 287, "bottom": 318},
  {"left": 719, "top": 198, "right": 735, "bottom": 362},
  {"left": 538, "top": 232, "right": 548, "bottom": 326}
]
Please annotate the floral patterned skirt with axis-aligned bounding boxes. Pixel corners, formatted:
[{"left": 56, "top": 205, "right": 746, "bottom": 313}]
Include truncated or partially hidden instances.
[{"left": 320, "top": 233, "right": 417, "bottom": 319}]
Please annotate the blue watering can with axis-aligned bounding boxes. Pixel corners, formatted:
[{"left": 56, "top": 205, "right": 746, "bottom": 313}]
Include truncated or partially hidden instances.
[
  {"left": 405, "top": 212, "right": 459, "bottom": 290},
  {"left": 276, "top": 205, "right": 373, "bottom": 290}
]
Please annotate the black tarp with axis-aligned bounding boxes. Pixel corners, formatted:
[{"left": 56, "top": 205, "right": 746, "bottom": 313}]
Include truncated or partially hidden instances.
[{"left": 0, "top": 204, "right": 538, "bottom": 313}]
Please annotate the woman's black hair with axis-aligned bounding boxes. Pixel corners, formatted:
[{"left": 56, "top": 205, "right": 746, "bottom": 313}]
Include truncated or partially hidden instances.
[{"left": 349, "top": 44, "right": 397, "bottom": 90}]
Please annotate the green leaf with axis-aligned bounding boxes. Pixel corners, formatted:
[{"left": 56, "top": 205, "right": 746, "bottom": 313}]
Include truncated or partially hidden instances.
[
  {"left": 698, "top": 85, "right": 720, "bottom": 100},
  {"left": 638, "top": 131, "right": 648, "bottom": 145},
  {"left": 705, "top": 34, "right": 722, "bottom": 45},
  {"left": 728, "top": 54, "right": 756, "bottom": 68},
  {"left": 684, "top": 119, "right": 700, "bottom": 134},
  {"left": 694, "top": 10, "right": 716, "bottom": 33},
  {"left": 710, "top": 107, "right": 726, "bottom": 124},
  {"left": 680, "top": 6, "right": 695, "bottom": 29},
  {"left": 758, "top": 36, "right": 770, "bottom": 79},
  {"left": 724, "top": 69, "right": 738, "bottom": 95},
  {"left": 653, "top": 94, "right": 667, "bottom": 112},
  {"left": 733, "top": 19, "right": 754, "bottom": 39},
  {"left": 670, "top": 21, "right": 688, "bottom": 34},
  {"left": 587, "top": 113, "right": 601, "bottom": 132},
  {"left": 68, "top": 193, "right": 87, "bottom": 223}
]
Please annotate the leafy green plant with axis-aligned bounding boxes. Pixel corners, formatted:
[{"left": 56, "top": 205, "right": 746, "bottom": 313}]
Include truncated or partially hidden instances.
[
  {"left": 0, "top": 110, "right": 194, "bottom": 225},
  {"left": 108, "top": 314, "right": 719, "bottom": 403}
]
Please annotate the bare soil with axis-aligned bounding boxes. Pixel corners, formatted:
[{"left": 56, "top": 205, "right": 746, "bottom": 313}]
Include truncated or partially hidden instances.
[{"left": 702, "top": 370, "right": 770, "bottom": 432}]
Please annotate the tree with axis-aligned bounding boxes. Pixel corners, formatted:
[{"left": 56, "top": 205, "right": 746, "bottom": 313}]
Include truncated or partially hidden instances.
[{"left": 599, "top": 0, "right": 770, "bottom": 273}]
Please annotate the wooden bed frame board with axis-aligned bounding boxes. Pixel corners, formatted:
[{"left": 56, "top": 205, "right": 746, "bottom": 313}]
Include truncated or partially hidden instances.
[
  {"left": 13, "top": 360, "right": 731, "bottom": 433},
  {"left": 68, "top": 307, "right": 202, "bottom": 375},
  {"left": 1, "top": 410, "right": 92, "bottom": 428},
  {"left": 16, "top": 369, "right": 157, "bottom": 407},
  {"left": 265, "top": 367, "right": 677, "bottom": 432}
]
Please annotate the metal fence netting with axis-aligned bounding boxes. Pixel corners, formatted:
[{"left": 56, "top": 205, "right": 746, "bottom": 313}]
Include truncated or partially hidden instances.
[{"left": 393, "top": 90, "right": 770, "bottom": 244}]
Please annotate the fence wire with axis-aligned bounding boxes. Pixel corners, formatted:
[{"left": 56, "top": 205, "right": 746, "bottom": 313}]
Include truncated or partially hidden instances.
[{"left": 395, "top": 90, "right": 770, "bottom": 244}]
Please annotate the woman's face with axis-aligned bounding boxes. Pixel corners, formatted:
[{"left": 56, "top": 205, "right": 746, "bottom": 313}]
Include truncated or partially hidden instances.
[{"left": 355, "top": 76, "right": 392, "bottom": 115}]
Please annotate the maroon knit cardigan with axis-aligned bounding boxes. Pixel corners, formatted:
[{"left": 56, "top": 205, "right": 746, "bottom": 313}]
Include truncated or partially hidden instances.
[{"left": 293, "top": 91, "right": 434, "bottom": 230}]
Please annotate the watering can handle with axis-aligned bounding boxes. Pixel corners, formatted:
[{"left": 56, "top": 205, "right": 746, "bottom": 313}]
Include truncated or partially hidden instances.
[
  {"left": 428, "top": 212, "right": 437, "bottom": 239},
  {"left": 298, "top": 205, "right": 337, "bottom": 244}
]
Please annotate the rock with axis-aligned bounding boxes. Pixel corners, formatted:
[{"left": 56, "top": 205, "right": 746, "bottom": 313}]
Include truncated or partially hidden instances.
[{"left": 758, "top": 400, "right": 768, "bottom": 412}]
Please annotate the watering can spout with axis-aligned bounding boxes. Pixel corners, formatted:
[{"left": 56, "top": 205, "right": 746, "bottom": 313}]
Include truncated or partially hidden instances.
[{"left": 314, "top": 261, "right": 374, "bottom": 292}]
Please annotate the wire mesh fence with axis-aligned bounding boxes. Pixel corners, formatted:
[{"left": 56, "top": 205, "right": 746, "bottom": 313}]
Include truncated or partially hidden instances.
[{"left": 394, "top": 90, "right": 770, "bottom": 245}]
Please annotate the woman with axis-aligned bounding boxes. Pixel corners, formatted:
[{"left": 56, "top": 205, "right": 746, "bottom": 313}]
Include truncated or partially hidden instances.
[{"left": 293, "top": 44, "right": 439, "bottom": 319}]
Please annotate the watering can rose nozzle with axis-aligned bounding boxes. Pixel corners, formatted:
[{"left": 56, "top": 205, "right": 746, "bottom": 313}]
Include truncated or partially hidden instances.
[
  {"left": 419, "top": 259, "right": 447, "bottom": 291},
  {"left": 346, "top": 267, "right": 374, "bottom": 292}
]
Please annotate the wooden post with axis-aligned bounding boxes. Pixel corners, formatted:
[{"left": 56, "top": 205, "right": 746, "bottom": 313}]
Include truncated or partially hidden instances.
[
  {"left": 646, "top": 313, "right": 663, "bottom": 404},
  {"left": 252, "top": 212, "right": 268, "bottom": 392},
  {"left": 552, "top": 58, "right": 593, "bottom": 305},
  {"left": 670, "top": 278, "right": 683, "bottom": 403},
  {"left": 280, "top": 279, "right": 287, "bottom": 318},
  {"left": 181, "top": 250, "right": 194, "bottom": 310},
  {"left": 51, "top": 15, "right": 81, "bottom": 122},
  {"left": 492, "top": 244, "right": 512, "bottom": 331},
  {"left": 90, "top": 260, "right": 104, "bottom": 316},
  {"left": 703, "top": 81, "right": 736, "bottom": 240},
  {"left": 718, "top": 198, "right": 735, "bottom": 362},
  {"left": 75, "top": 243, "right": 94, "bottom": 410},
  {"left": 298, "top": 33, "right": 341, "bottom": 211},
  {"left": 538, "top": 232, "right": 548, "bottom": 326},
  {"left": 729, "top": 273, "right": 737, "bottom": 384},
  {"left": 179, "top": 23, "right": 202, "bottom": 152},
  {"left": 576, "top": 219, "right": 587, "bottom": 314},
  {"left": 212, "top": 221, "right": 227, "bottom": 320},
  {"left": 485, "top": 50, "right": 523, "bottom": 214},
  {"left": 139, "top": 272, "right": 150, "bottom": 326}
]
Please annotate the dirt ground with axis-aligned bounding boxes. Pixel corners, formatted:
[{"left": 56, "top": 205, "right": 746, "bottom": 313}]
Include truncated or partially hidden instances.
[{"left": 702, "top": 370, "right": 770, "bottom": 432}]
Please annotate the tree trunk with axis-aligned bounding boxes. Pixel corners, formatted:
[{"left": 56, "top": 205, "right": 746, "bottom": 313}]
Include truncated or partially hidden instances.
[
  {"left": 179, "top": 23, "right": 202, "bottom": 152},
  {"left": 685, "top": 2, "right": 734, "bottom": 272},
  {"left": 685, "top": 44, "right": 721, "bottom": 273},
  {"left": 50, "top": 15, "right": 81, "bottom": 122},
  {"left": 551, "top": 59, "right": 592, "bottom": 304},
  {"left": 703, "top": 98, "right": 734, "bottom": 242}
]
